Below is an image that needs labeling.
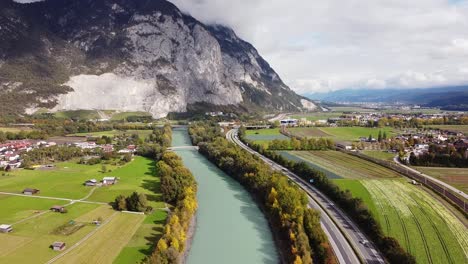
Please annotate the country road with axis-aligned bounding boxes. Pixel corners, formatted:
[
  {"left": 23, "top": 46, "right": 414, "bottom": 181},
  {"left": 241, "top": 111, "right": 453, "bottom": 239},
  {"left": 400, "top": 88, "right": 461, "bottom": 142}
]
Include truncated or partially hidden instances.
[{"left": 227, "top": 128, "right": 386, "bottom": 264}]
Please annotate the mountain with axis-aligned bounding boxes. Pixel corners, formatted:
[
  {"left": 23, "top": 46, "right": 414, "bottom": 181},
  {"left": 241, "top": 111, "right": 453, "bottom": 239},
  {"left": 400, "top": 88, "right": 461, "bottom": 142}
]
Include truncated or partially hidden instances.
[
  {"left": 0, "top": 0, "right": 315, "bottom": 118},
  {"left": 305, "top": 86, "right": 468, "bottom": 110}
]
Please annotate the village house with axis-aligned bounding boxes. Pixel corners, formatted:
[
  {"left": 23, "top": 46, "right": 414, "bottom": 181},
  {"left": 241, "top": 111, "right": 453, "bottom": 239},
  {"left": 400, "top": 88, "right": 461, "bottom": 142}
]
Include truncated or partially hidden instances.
[
  {"left": 102, "top": 177, "right": 117, "bottom": 185},
  {"left": 51, "top": 242, "right": 66, "bottom": 251},
  {"left": 50, "top": 206, "right": 66, "bottom": 213},
  {"left": 0, "top": 224, "right": 12, "bottom": 233},
  {"left": 100, "top": 144, "right": 114, "bottom": 153},
  {"left": 22, "top": 188, "right": 40, "bottom": 195}
]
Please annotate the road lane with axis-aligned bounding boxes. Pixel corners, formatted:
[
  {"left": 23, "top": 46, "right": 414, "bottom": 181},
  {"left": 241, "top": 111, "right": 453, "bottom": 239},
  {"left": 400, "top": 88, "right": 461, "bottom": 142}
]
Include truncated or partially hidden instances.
[{"left": 227, "top": 129, "right": 386, "bottom": 264}]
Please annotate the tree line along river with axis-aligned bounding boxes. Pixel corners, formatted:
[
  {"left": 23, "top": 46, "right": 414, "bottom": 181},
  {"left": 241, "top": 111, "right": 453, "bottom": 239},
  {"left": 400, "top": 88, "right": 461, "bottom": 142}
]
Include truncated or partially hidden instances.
[{"left": 171, "top": 128, "right": 279, "bottom": 264}]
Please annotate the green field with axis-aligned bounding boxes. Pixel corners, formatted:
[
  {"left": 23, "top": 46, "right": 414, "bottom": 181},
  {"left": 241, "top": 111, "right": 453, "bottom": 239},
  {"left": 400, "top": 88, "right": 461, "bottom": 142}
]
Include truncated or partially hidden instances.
[
  {"left": 424, "top": 125, "right": 468, "bottom": 135},
  {"left": 0, "top": 127, "right": 34, "bottom": 133},
  {"left": 290, "top": 112, "right": 343, "bottom": 121},
  {"left": 287, "top": 127, "right": 332, "bottom": 138},
  {"left": 320, "top": 127, "right": 396, "bottom": 141},
  {"left": 245, "top": 128, "right": 288, "bottom": 142},
  {"left": 285, "top": 151, "right": 401, "bottom": 179},
  {"left": 362, "top": 150, "right": 396, "bottom": 161},
  {"left": 413, "top": 167, "right": 468, "bottom": 193},
  {"left": 286, "top": 126, "right": 396, "bottom": 141},
  {"left": 114, "top": 210, "right": 167, "bottom": 264},
  {"left": 0, "top": 156, "right": 166, "bottom": 263},
  {"left": 337, "top": 179, "right": 467, "bottom": 264},
  {"left": 68, "top": 129, "right": 154, "bottom": 140},
  {"left": 110, "top": 112, "right": 152, "bottom": 121},
  {"left": 54, "top": 110, "right": 102, "bottom": 120}
]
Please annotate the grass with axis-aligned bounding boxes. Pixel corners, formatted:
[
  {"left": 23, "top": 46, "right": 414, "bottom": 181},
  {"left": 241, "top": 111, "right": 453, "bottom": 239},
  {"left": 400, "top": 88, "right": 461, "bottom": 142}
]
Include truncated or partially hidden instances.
[
  {"left": 332, "top": 179, "right": 378, "bottom": 218},
  {"left": 114, "top": 210, "right": 168, "bottom": 264},
  {"left": 0, "top": 156, "right": 165, "bottom": 263},
  {"left": 287, "top": 127, "right": 332, "bottom": 138},
  {"left": 424, "top": 125, "right": 468, "bottom": 135},
  {"left": 55, "top": 213, "right": 145, "bottom": 264},
  {"left": 290, "top": 112, "right": 343, "bottom": 121},
  {"left": 413, "top": 167, "right": 468, "bottom": 193},
  {"left": 285, "top": 151, "right": 401, "bottom": 179},
  {"left": 110, "top": 112, "right": 152, "bottom": 121},
  {"left": 0, "top": 127, "right": 34, "bottom": 133},
  {"left": 245, "top": 128, "right": 288, "bottom": 143},
  {"left": 320, "top": 127, "right": 396, "bottom": 141},
  {"left": 54, "top": 110, "right": 101, "bottom": 120},
  {"left": 277, "top": 151, "right": 342, "bottom": 179},
  {"left": 0, "top": 195, "right": 68, "bottom": 224},
  {"left": 357, "top": 179, "right": 468, "bottom": 264},
  {"left": 362, "top": 150, "right": 396, "bottom": 161}
]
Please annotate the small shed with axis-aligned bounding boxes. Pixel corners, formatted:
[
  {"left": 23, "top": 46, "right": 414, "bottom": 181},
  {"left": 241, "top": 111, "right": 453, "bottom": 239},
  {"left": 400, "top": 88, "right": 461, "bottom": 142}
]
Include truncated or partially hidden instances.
[
  {"left": 22, "top": 188, "right": 40, "bottom": 195},
  {"left": 84, "top": 179, "right": 98, "bottom": 186},
  {"left": 52, "top": 241, "right": 66, "bottom": 251},
  {"left": 0, "top": 224, "right": 12, "bottom": 233},
  {"left": 102, "top": 177, "right": 117, "bottom": 185},
  {"left": 50, "top": 206, "right": 66, "bottom": 213}
]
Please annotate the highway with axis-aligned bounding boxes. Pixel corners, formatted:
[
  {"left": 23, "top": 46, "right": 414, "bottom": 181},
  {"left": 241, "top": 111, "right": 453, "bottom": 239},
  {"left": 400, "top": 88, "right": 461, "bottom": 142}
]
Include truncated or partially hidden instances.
[{"left": 226, "top": 129, "right": 385, "bottom": 264}]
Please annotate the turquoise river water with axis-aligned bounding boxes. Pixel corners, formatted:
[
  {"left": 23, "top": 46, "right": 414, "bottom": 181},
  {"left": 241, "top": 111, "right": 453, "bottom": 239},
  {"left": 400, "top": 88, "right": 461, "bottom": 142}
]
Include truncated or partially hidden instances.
[{"left": 171, "top": 128, "right": 279, "bottom": 264}]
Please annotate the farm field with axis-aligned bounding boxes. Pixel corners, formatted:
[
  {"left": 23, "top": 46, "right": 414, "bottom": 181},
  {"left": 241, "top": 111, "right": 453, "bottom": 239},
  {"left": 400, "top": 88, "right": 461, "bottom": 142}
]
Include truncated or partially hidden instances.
[
  {"left": 424, "top": 125, "right": 468, "bottom": 135},
  {"left": 114, "top": 210, "right": 167, "bottom": 264},
  {"left": 290, "top": 112, "right": 343, "bottom": 121},
  {"left": 320, "top": 127, "right": 396, "bottom": 141},
  {"left": 110, "top": 111, "right": 152, "bottom": 121},
  {"left": 286, "top": 127, "right": 332, "bottom": 138},
  {"left": 284, "top": 151, "right": 401, "bottom": 179},
  {"left": 55, "top": 213, "right": 145, "bottom": 264},
  {"left": 336, "top": 179, "right": 467, "bottom": 264},
  {"left": 0, "top": 156, "right": 166, "bottom": 263},
  {"left": 54, "top": 110, "right": 103, "bottom": 120},
  {"left": 362, "top": 150, "right": 396, "bottom": 161},
  {"left": 277, "top": 151, "right": 342, "bottom": 179},
  {"left": 286, "top": 126, "right": 396, "bottom": 141},
  {"left": 245, "top": 128, "right": 288, "bottom": 142},
  {"left": 0, "top": 127, "right": 34, "bottom": 133},
  {"left": 413, "top": 167, "right": 468, "bottom": 193}
]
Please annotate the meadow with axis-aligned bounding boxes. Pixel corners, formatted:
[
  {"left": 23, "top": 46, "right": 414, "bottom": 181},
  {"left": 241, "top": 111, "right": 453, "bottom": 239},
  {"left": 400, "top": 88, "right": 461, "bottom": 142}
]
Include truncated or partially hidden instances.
[
  {"left": 362, "top": 150, "right": 396, "bottom": 161},
  {"left": 285, "top": 151, "right": 401, "bottom": 179},
  {"left": 245, "top": 128, "right": 288, "bottom": 142},
  {"left": 0, "top": 157, "right": 166, "bottom": 263},
  {"left": 290, "top": 112, "right": 343, "bottom": 121},
  {"left": 336, "top": 179, "right": 468, "bottom": 264},
  {"left": 286, "top": 126, "right": 396, "bottom": 141},
  {"left": 413, "top": 167, "right": 468, "bottom": 193}
]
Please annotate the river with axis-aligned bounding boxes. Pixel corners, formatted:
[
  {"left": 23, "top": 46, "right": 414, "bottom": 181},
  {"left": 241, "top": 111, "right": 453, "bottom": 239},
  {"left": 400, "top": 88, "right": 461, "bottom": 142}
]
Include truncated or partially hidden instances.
[{"left": 171, "top": 128, "right": 279, "bottom": 264}]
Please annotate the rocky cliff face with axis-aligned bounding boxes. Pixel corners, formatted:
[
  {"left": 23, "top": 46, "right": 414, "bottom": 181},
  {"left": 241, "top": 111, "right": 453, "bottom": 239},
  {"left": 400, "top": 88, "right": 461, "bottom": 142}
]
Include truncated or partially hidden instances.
[{"left": 0, "top": 0, "right": 315, "bottom": 117}]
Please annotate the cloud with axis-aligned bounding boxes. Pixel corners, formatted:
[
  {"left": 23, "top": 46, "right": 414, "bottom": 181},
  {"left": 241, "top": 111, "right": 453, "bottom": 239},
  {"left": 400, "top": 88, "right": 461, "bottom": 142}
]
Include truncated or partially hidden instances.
[{"left": 171, "top": 0, "right": 468, "bottom": 93}]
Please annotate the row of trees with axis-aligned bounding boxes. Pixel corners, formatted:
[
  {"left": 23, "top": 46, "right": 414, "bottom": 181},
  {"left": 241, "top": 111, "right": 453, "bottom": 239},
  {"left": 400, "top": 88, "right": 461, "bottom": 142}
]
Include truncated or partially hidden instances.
[
  {"left": 267, "top": 138, "right": 335, "bottom": 151},
  {"left": 151, "top": 152, "right": 198, "bottom": 264},
  {"left": 21, "top": 146, "right": 89, "bottom": 166},
  {"left": 409, "top": 149, "right": 468, "bottom": 168},
  {"left": 239, "top": 132, "right": 416, "bottom": 263},
  {"left": 113, "top": 192, "right": 150, "bottom": 213},
  {"left": 0, "top": 130, "right": 48, "bottom": 142},
  {"left": 137, "top": 124, "right": 173, "bottom": 160},
  {"left": 190, "top": 123, "right": 335, "bottom": 264}
]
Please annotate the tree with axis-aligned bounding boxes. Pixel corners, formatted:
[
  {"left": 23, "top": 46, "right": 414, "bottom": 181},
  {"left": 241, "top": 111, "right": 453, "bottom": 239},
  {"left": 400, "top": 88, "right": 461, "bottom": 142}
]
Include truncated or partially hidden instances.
[
  {"left": 101, "top": 165, "right": 107, "bottom": 173},
  {"left": 383, "top": 131, "right": 387, "bottom": 140},
  {"left": 114, "top": 195, "right": 127, "bottom": 211},
  {"left": 368, "top": 134, "right": 373, "bottom": 142},
  {"left": 378, "top": 131, "right": 382, "bottom": 142}
]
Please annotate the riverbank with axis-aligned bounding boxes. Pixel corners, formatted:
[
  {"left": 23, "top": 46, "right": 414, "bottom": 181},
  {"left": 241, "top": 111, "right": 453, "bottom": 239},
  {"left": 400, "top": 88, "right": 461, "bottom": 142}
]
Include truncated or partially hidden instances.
[{"left": 181, "top": 215, "right": 197, "bottom": 264}]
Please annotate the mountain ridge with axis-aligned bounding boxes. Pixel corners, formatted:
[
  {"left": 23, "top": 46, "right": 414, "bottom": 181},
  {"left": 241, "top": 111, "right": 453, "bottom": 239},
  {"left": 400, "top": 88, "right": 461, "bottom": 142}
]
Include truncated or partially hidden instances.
[{"left": 0, "top": 0, "right": 315, "bottom": 117}]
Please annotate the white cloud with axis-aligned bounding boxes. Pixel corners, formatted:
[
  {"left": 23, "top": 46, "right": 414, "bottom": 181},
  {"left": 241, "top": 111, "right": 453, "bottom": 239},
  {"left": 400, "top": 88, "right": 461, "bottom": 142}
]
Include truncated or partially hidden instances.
[{"left": 171, "top": 0, "right": 468, "bottom": 93}]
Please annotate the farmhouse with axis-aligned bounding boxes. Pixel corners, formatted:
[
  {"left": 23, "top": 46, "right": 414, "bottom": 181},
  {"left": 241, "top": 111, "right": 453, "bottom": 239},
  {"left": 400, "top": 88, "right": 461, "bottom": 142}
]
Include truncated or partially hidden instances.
[
  {"left": 22, "top": 188, "right": 40, "bottom": 195},
  {"left": 51, "top": 242, "right": 66, "bottom": 251},
  {"left": 50, "top": 206, "right": 66, "bottom": 213},
  {"left": 102, "top": 177, "right": 117, "bottom": 185},
  {"left": 280, "top": 119, "right": 298, "bottom": 127},
  {"left": 84, "top": 179, "right": 98, "bottom": 186},
  {"left": 0, "top": 224, "right": 12, "bottom": 233}
]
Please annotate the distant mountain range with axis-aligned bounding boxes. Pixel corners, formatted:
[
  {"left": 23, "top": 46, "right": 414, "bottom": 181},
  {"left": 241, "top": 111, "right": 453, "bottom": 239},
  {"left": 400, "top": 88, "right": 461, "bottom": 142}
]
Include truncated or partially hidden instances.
[{"left": 304, "top": 86, "right": 468, "bottom": 111}]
